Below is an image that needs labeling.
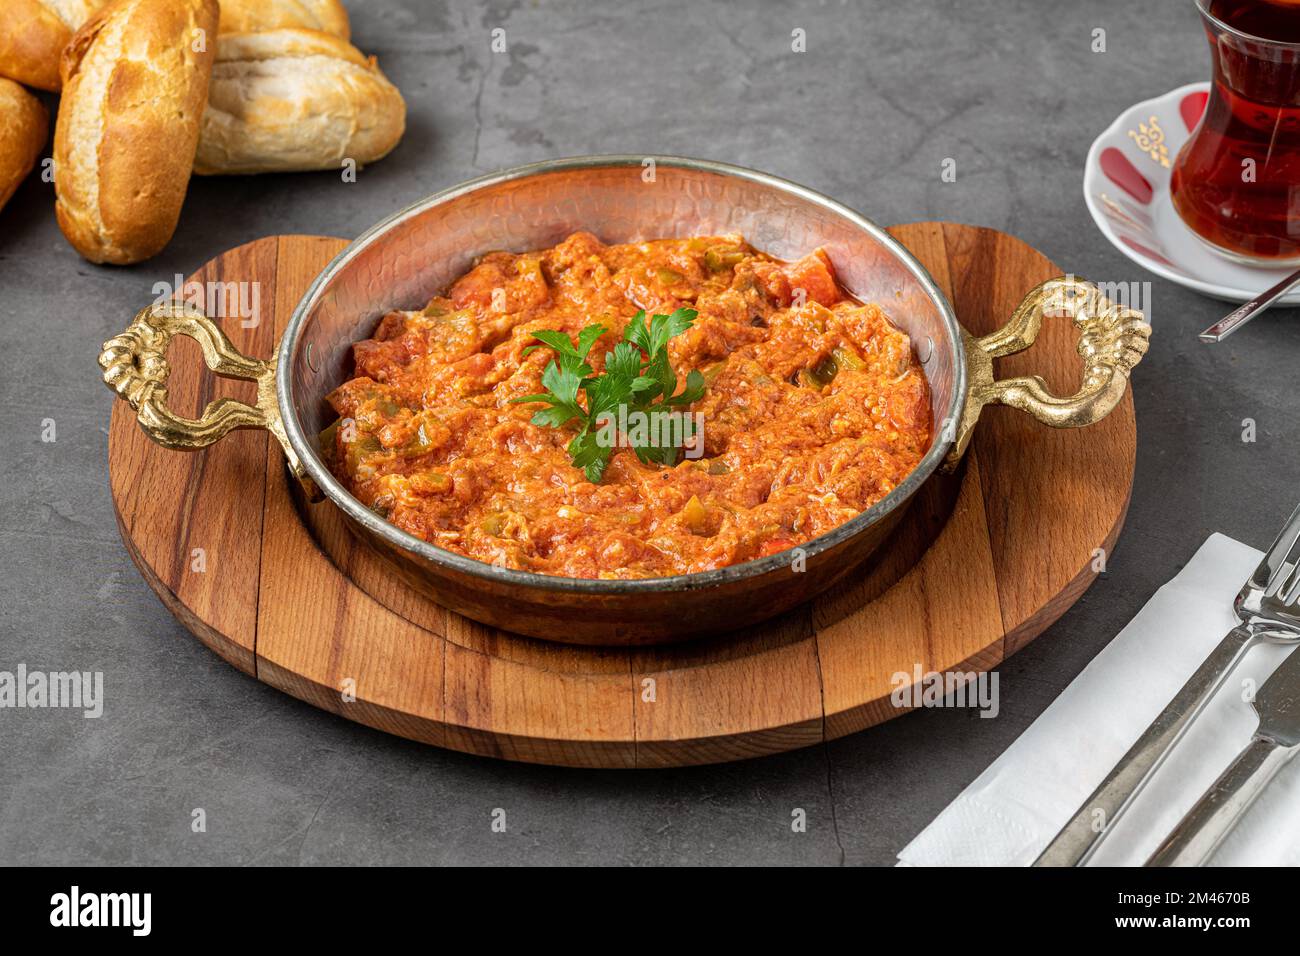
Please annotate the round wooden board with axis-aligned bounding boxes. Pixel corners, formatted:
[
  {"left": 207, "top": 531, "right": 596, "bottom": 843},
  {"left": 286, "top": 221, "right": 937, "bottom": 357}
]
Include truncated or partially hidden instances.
[{"left": 108, "top": 224, "right": 1136, "bottom": 768}]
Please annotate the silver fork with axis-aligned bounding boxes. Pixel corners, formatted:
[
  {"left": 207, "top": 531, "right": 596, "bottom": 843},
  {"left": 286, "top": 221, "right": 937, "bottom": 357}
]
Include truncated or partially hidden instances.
[
  {"left": 1146, "top": 618, "right": 1300, "bottom": 866},
  {"left": 1033, "top": 503, "right": 1300, "bottom": 866}
]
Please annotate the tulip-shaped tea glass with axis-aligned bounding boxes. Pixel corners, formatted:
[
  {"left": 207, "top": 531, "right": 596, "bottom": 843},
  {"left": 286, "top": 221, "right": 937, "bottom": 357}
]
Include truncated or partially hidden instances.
[{"left": 1171, "top": 0, "right": 1300, "bottom": 264}]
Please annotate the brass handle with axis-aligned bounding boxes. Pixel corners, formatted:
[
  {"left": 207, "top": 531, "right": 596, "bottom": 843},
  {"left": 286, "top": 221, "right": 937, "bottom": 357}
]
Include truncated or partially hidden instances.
[
  {"left": 99, "top": 301, "right": 319, "bottom": 499},
  {"left": 945, "top": 276, "right": 1150, "bottom": 467}
]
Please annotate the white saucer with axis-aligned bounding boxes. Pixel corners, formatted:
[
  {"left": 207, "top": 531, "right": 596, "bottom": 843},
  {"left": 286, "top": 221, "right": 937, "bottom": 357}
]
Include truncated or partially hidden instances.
[{"left": 1083, "top": 81, "right": 1300, "bottom": 305}]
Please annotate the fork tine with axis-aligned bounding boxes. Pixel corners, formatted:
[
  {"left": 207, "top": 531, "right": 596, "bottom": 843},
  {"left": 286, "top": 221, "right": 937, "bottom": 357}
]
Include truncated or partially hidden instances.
[
  {"left": 1262, "top": 503, "right": 1300, "bottom": 588},
  {"left": 1279, "top": 561, "right": 1300, "bottom": 605},
  {"left": 1253, "top": 503, "right": 1300, "bottom": 622}
]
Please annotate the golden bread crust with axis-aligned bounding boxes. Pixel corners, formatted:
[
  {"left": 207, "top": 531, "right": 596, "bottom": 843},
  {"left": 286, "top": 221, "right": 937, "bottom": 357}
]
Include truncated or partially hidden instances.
[
  {"left": 54, "top": 0, "right": 218, "bottom": 264},
  {"left": 195, "top": 27, "right": 404, "bottom": 175},
  {"left": 0, "top": 76, "right": 48, "bottom": 212}
]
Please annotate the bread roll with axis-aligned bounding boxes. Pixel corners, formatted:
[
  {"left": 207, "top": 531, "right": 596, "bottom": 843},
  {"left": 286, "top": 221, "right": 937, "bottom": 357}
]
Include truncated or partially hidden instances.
[
  {"left": 217, "top": 0, "right": 349, "bottom": 39},
  {"left": 195, "top": 29, "right": 404, "bottom": 176},
  {"left": 0, "top": 0, "right": 104, "bottom": 91},
  {"left": 54, "top": 0, "right": 218, "bottom": 264},
  {"left": 0, "top": 77, "right": 48, "bottom": 214}
]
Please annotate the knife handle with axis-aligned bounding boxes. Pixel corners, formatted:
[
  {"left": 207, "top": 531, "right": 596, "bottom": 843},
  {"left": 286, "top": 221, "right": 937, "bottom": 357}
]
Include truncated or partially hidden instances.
[
  {"left": 1033, "top": 624, "right": 1256, "bottom": 867},
  {"left": 1146, "top": 736, "right": 1294, "bottom": 866}
]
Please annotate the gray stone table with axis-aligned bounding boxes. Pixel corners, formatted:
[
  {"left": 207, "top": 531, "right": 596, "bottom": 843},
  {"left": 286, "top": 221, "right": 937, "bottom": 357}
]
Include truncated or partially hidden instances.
[{"left": 2, "top": 0, "right": 1296, "bottom": 865}]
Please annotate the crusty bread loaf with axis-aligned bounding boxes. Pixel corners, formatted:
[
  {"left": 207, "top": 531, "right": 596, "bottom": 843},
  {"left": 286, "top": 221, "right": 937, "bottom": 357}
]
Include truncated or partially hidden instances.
[
  {"left": 217, "top": 0, "right": 349, "bottom": 39},
  {"left": 0, "top": 0, "right": 104, "bottom": 91},
  {"left": 54, "top": 0, "right": 218, "bottom": 264},
  {"left": 0, "top": 77, "right": 48, "bottom": 214},
  {"left": 195, "top": 29, "right": 404, "bottom": 176}
]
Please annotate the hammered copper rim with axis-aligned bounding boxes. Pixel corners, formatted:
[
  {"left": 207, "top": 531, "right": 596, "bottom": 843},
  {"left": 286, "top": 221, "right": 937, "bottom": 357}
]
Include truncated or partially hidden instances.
[{"left": 276, "top": 155, "right": 966, "bottom": 595}]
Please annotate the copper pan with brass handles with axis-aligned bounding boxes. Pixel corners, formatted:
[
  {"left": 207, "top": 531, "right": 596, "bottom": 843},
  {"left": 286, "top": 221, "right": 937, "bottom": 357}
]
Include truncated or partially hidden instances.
[{"left": 99, "top": 156, "right": 1150, "bottom": 646}]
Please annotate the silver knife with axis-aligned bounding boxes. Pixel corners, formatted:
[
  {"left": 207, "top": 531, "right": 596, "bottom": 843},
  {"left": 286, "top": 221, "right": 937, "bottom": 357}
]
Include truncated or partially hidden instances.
[
  {"left": 1033, "top": 504, "right": 1300, "bottom": 866},
  {"left": 1146, "top": 647, "right": 1300, "bottom": 866}
]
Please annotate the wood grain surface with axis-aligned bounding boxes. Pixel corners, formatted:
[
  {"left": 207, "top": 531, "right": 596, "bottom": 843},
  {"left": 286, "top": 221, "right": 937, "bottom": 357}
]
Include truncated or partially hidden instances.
[{"left": 106, "top": 224, "right": 1138, "bottom": 767}]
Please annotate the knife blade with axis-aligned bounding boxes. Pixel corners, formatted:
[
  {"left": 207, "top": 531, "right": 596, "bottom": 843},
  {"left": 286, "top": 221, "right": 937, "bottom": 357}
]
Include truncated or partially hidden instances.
[{"left": 1145, "top": 646, "right": 1300, "bottom": 866}]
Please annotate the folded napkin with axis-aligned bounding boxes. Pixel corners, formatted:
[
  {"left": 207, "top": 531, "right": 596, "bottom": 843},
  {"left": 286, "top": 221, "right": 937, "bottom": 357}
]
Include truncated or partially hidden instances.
[{"left": 898, "top": 532, "right": 1300, "bottom": 866}]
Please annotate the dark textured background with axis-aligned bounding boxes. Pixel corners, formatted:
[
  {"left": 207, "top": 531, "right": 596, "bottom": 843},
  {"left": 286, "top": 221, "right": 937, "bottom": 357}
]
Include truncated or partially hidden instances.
[{"left": 2, "top": 0, "right": 1296, "bottom": 866}]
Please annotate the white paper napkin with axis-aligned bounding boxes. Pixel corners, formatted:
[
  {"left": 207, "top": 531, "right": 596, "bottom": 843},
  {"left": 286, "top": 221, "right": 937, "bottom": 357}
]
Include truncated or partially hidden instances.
[{"left": 898, "top": 532, "right": 1300, "bottom": 867}]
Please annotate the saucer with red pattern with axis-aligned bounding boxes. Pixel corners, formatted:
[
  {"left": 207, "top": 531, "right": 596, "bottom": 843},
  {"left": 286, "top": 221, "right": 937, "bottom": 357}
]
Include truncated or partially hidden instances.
[{"left": 1084, "top": 81, "right": 1300, "bottom": 305}]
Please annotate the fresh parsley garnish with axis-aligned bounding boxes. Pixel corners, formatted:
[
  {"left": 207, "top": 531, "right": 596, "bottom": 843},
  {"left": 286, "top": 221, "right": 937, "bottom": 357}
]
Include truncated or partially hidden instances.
[{"left": 511, "top": 308, "right": 706, "bottom": 482}]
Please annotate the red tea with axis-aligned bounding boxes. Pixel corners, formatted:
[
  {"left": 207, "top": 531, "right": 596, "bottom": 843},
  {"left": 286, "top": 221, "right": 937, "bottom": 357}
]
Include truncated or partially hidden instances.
[
  {"left": 1209, "top": 0, "right": 1300, "bottom": 39},
  {"left": 1170, "top": 0, "right": 1300, "bottom": 261}
]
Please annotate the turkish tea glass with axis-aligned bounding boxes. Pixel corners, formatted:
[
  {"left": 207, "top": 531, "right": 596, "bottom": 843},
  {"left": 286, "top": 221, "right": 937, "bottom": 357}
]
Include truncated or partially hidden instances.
[{"left": 1171, "top": 0, "right": 1300, "bottom": 264}]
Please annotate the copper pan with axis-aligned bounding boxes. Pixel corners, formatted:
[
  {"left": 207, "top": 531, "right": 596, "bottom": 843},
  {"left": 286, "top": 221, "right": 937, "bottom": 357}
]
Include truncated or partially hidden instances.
[{"left": 100, "top": 156, "right": 1149, "bottom": 644}]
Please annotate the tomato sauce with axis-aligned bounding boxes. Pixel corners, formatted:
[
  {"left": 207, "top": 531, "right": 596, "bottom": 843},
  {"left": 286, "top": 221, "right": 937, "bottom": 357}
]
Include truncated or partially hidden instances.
[{"left": 324, "top": 232, "right": 932, "bottom": 579}]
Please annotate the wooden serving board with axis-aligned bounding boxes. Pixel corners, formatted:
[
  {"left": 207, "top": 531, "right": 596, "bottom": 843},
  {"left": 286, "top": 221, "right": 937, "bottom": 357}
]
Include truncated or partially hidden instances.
[{"left": 108, "top": 224, "right": 1136, "bottom": 768}]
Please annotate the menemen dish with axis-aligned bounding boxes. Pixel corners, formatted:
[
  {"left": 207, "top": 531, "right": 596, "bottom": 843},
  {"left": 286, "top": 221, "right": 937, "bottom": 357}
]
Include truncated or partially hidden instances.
[{"left": 322, "top": 232, "right": 931, "bottom": 579}]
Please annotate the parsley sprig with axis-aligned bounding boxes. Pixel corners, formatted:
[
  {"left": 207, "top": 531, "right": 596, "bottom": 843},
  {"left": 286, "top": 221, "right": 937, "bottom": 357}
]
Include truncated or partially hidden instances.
[{"left": 511, "top": 308, "right": 706, "bottom": 482}]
